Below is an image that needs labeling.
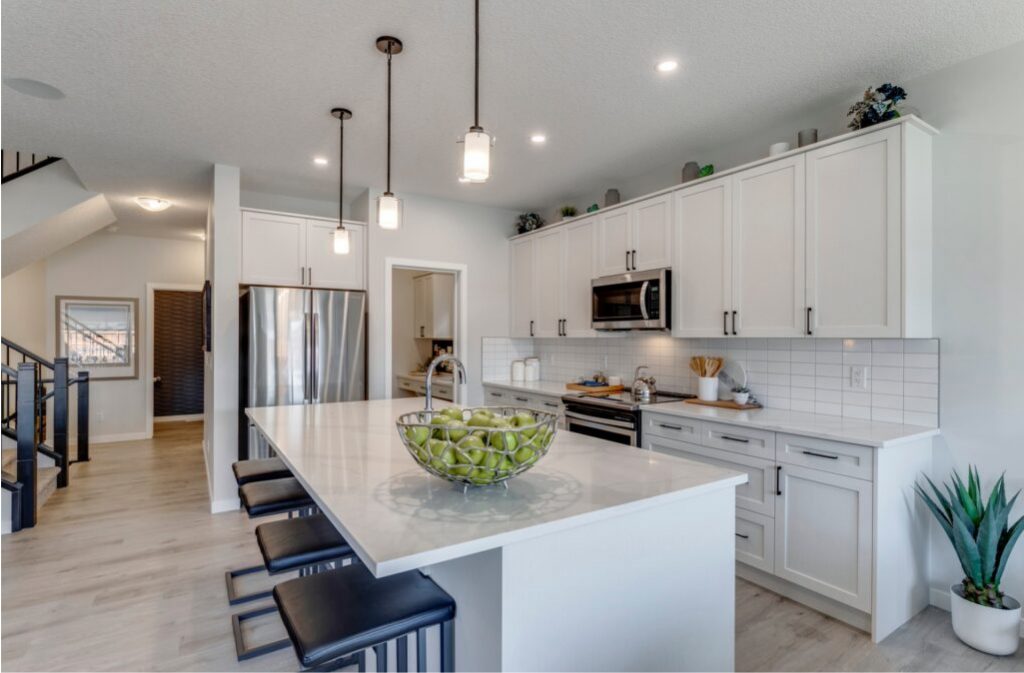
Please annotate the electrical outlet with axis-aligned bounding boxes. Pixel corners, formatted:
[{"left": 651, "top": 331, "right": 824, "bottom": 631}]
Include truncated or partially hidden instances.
[{"left": 850, "top": 365, "right": 869, "bottom": 390}]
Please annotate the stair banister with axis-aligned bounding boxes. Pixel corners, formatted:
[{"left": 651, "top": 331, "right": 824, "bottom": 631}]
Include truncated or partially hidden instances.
[
  {"left": 15, "top": 362, "right": 37, "bottom": 529},
  {"left": 53, "top": 358, "right": 69, "bottom": 487}
]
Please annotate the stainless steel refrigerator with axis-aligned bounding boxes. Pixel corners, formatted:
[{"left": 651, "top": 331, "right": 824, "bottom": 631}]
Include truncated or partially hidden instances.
[{"left": 239, "top": 286, "right": 367, "bottom": 459}]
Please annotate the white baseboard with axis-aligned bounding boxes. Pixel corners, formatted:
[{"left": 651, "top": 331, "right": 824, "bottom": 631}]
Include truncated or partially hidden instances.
[
  {"left": 930, "top": 586, "right": 1024, "bottom": 637},
  {"left": 210, "top": 497, "right": 240, "bottom": 514},
  {"left": 154, "top": 414, "right": 204, "bottom": 423},
  {"left": 83, "top": 431, "right": 150, "bottom": 444}
]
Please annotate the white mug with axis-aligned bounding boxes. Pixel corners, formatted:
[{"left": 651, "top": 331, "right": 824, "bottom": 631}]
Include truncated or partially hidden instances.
[
  {"left": 608, "top": 376, "right": 622, "bottom": 387},
  {"left": 769, "top": 142, "right": 791, "bottom": 156}
]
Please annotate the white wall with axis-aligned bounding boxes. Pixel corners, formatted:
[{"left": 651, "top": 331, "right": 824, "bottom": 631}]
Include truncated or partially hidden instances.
[
  {"left": 240, "top": 189, "right": 345, "bottom": 220},
  {"left": 1, "top": 259, "right": 47, "bottom": 355},
  {"left": 38, "top": 233, "right": 204, "bottom": 442}
]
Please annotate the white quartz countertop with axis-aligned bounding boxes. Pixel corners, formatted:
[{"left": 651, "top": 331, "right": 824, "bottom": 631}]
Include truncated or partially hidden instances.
[
  {"left": 246, "top": 398, "right": 745, "bottom": 576},
  {"left": 482, "top": 378, "right": 574, "bottom": 397},
  {"left": 646, "top": 401, "right": 939, "bottom": 448}
]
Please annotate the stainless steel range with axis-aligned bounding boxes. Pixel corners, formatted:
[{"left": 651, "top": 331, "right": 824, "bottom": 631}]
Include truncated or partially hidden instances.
[{"left": 561, "top": 389, "right": 695, "bottom": 446}]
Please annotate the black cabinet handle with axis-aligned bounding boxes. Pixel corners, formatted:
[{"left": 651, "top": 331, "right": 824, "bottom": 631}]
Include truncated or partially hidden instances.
[
  {"left": 626, "top": 251, "right": 630, "bottom": 271},
  {"left": 806, "top": 307, "right": 813, "bottom": 335},
  {"left": 776, "top": 465, "right": 783, "bottom": 496},
  {"left": 515, "top": 396, "right": 529, "bottom": 402},
  {"left": 721, "top": 435, "right": 750, "bottom": 444},
  {"left": 723, "top": 311, "right": 729, "bottom": 336},
  {"left": 490, "top": 391, "right": 504, "bottom": 397},
  {"left": 632, "top": 250, "right": 637, "bottom": 270},
  {"left": 659, "top": 423, "right": 683, "bottom": 431},
  {"left": 544, "top": 401, "right": 558, "bottom": 408},
  {"left": 731, "top": 310, "right": 738, "bottom": 335},
  {"left": 735, "top": 533, "right": 750, "bottom": 540},
  {"left": 529, "top": 320, "right": 534, "bottom": 337},
  {"left": 802, "top": 449, "right": 839, "bottom": 460}
]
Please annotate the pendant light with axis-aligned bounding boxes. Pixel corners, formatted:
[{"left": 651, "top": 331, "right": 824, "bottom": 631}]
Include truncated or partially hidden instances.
[
  {"left": 376, "top": 36, "right": 403, "bottom": 230},
  {"left": 459, "top": 0, "right": 492, "bottom": 183},
  {"left": 331, "top": 107, "right": 352, "bottom": 255}
]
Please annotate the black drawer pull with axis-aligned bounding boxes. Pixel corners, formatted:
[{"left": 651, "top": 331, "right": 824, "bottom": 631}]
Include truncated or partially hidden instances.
[
  {"left": 721, "top": 435, "right": 750, "bottom": 444},
  {"left": 514, "top": 396, "right": 529, "bottom": 402},
  {"left": 735, "top": 533, "right": 750, "bottom": 540},
  {"left": 659, "top": 423, "right": 683, "bottom": 431},
  {"left": 802, "top": 450, "right": 839, "bottom": 460},
  {"left": 776, "top": 465, "right": 783, "bottom": 496},
  {"left": 544, "top": 402, "right": 558, "bottom": 408},
  {"left": 490, "top": 391, "right": 504, "bottom": 397}
]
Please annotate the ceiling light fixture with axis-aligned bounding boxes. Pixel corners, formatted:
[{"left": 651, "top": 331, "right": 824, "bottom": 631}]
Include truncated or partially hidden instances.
[
  {"left": 313, "top": 156, "right": 329, "bottom": 166},
  {"left": 331, "top": 107, "right": 353, "bottom": 255},
  {"left": 376, "top": 36, "right": 403, "bottom": 230},
  {"left": 656, "top": 60, "right": 678, "bottom": 73},
  {"left": 135, "top": 196, "right": 172, "bottom": 212},
  {"left": 457, "top": 0, "right": 493, "bottom": 183},
  {"left": 530, "top": 134, "right": 547, "bottom": 144}
]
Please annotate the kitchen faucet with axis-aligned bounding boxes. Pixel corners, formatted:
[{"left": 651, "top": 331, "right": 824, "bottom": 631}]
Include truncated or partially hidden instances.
[{"left": 425, "top": 354, "right": 466, "bottom": 411}]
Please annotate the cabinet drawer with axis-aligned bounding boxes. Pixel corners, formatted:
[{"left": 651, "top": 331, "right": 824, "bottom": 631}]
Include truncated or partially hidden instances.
[
  {"left": 736, "top": 510, "right": 775, "bottom": 573},
  {"left": 643, "top": 413, "right": 702, "bottom": 443},
  {"left": 484, "top": 387, "right": 509, "bottom": 404},
  {"left": 507, "top": 392, "right": 536, "bottom": 407},
  {"left": 533, "top": 395, "right": 563, "bottom": 413},
  {"left": 702, "top": 421, "right": 775, "bottom": 460},
  {"left": 646, "top": 437, "right": 774, "bottom": 517},
  {"left": 777, "top": 434, "right": 874, "bottom": 481}
]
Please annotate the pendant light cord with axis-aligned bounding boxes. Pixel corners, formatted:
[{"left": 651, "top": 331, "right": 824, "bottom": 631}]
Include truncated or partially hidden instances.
[
  {"left": 473, "top": 0, "right": 480, "bottom": 130},
  {"left": 386, "top": 44, "right": 393, "bottom": 194},
  {"left": 338, "top": 115, "right": 345, "bottom": 228}
]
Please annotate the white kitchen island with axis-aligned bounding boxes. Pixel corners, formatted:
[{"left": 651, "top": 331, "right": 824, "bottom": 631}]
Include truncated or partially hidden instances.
[{"left": 246, "top": 398, "right": 746, "bottom": 672}]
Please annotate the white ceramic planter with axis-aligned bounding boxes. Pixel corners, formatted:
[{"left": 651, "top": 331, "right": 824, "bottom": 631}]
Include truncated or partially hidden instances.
[
  {"left": 950, "top": 583, "right": 1021, "bottom": 655},
  {"left": 732, "top": 392, "right": 750, "bottom": 405}
]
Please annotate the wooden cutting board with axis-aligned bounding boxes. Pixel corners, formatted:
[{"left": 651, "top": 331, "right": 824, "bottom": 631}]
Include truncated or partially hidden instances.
[
  {"left": 685, "top": 398, "right": 762, "bottom": 410},
  {"left": 565, "top": 383, "right": 625, "bottom": 394}
]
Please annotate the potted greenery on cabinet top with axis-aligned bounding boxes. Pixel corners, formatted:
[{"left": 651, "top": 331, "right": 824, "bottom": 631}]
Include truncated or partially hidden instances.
[{"left": 916, "top": 467, "right": 1024, "bottom": 655}]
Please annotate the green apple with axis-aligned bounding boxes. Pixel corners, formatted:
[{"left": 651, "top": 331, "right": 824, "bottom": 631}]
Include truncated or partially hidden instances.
[
  {"left": 414, "top": 447, "right": 430, "bottom": 463},
  {"left": 405, "top": 425, "right": 430, "bottom": 447},
  {"left": 490, "top": 417, "right": 511, "bottom": 429},
  {"left": 475, "top": 408, "right": 494, "bottom": 419},
  {"left": 448, "top": 464, "right": 473, "bottom": 477},
  {"left": 467, "top": 413, "right": 492, "bottom": 428},
  {"left": 445, "top": 419, "right": 468, "bottom": 442},
  {"left": 470, "top": 467, "right": 495, "bottom": 485},
  {"left": 454, "top": 435, "right": 486, "bottom": 465},
  {"left": 430, "top": 415, "right": 450, "bottom": 439},
  {"left": 489, "top": 430, "right": 518, "bottom": 452},
  {"left": 514, "top": 446, "right": 537, "bottom": 465},
  {"left": 480, "top": 451, "right": 501, "bottom": 469},
  {"left": 428, "top": 438, "right": 450, "bottom": 457},
  {"left": 441, "top": 406, "right": 464, "bottom": 421},
  {"left": 512, "top": 412, "right": 538, "bottom": 438}
]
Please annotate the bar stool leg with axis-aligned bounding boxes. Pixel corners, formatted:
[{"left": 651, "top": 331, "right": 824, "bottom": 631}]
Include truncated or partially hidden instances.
[
  {"left": 225, "top": 566, "right": 273, "bottom": 605},
  {"left": 396, "top": 635, "right": 409, "bottom": 673},
  {"left": 373, "top": 643, "right": 387, "bottom": 672},
  {"left": 440, "top": 620, "right": 455, "bottom": 673},
  {"left": 416, "top": 627, "right": 428, "bottom": 672}
]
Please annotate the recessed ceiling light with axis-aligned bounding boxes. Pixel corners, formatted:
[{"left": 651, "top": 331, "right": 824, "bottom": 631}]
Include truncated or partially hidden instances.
[
  {"left": 313, "top": 157, "right": 329, "bottom": 166},
  {"left": 3, "top": 77, "right": 65, "bottom": 100},
  {"left": 135, "top": 196, "right": 172, "bottom": 212},
  {"left": 656, "top": 60, "right": 678, "bottom": 73},
  {"left": 530, "top": 134, "right": 547, "bottom": 144}
]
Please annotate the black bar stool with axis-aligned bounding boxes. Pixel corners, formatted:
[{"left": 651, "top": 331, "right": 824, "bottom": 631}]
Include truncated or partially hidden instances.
[
  {"left": 226, "top": 477, "right": 317, "bottom": 605},
  {"left": 233, "top": 457, "right": 293, "bottom": 486},
  {"left": 273, "top": 564, "right": 456, "bottom": 672},
  {"left": 232, "top": 513, "right": 358, "bottom": 661}
]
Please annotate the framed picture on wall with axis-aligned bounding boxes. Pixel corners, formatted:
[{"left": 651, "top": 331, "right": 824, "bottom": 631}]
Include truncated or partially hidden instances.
[{"left": 55, "top": 296, "right": 139, "bottom": 380}]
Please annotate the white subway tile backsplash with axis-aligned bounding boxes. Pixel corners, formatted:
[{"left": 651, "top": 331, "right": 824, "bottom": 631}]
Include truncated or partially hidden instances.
[{"left": 480, "top": 336, "right": 939, "bottom": 427}]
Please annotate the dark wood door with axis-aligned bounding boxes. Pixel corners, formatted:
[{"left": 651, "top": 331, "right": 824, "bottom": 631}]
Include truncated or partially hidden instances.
[{"left": 153, "top": 290, "right": 204, "bottom": 417}]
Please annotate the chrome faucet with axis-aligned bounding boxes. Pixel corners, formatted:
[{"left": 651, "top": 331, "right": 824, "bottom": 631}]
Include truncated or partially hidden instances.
[{"left": 425, "top": 354, "right": 466, "bottom": 411}]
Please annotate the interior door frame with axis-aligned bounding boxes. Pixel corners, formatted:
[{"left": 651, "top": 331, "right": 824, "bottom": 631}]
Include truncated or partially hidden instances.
[
  {"left": 382, "top": 258, "right": 468, "bottom": 402},
  {"left": 145, "top": 282, "right": 204, "bottom": 438}
]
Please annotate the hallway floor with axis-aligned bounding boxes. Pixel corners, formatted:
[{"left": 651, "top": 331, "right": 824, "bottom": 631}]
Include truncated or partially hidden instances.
[{"left": 2, "top": 422, "right": 1021, "bottom": 671}]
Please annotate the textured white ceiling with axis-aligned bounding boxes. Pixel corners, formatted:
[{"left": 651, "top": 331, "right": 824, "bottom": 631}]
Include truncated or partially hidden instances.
[{"left": 3, "top": 0, "right": 1023, "bottom": 238}]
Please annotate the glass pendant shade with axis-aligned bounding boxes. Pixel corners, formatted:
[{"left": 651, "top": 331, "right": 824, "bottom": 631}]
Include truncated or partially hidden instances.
[
  {"left": 377, "top": 193, "right": 401, "bottom": 230},
  {"left": 333, "top": 227, "right": 351, "bottom": 255},
  {"left": 461, "top": 129, "right": 492, "bottom": 183}
]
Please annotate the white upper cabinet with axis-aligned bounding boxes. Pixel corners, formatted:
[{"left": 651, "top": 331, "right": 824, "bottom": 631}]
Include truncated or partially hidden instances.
[
  {"left": 596, "top": 195, "right": 673, "bottom": 277},
  {"left": 412, "top": 273, "right": 454, "bottom": 340},
  {"left": 805, "top": 126, "right": 901, "bottom": 338},
  {"left": 674, "top": 177, "right": 733, "bottom": 338},
  {"left": 731, "top": 155, "right": 806, "bottom": 337},
  {"left": 241, "top": 211, "right": 306, "bottom": 286},
  {"left": 562, "top": 218, "right": 597, "bottom": 336},
  {"left": 241, "top": 209, "right": 366, "bottom": 290},
  {"left": 532, "top": 228, "right": 565, "bottom": 338},
  {"left": 305, "top": 220, "right": 366, "bottom": 290},
  {"left": 510, "top": 237, "right": 535, "bottom": 337}
]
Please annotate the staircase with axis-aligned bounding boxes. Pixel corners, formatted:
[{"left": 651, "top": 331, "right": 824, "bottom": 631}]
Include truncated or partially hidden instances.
[{"left": 1, "top": 339, "right": 91, "bottom": 533}]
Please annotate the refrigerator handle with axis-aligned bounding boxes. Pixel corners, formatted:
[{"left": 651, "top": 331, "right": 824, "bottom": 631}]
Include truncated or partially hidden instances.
[
  {"left": 304, "top": 312, "right": 311, "bottom": 403},
  {"left": 312, "top": 314, "right": 319, "bottom": 403}
]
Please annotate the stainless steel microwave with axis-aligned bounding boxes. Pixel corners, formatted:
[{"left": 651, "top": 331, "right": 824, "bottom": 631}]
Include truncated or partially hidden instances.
[{"left": 591, "top": 268, "right": 671, "bottom": 331}]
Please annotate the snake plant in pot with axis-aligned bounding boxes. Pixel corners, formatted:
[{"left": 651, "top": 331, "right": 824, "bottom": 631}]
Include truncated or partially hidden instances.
[{"left": 916, "top": 467, "right": 1024, "bottom": 654}]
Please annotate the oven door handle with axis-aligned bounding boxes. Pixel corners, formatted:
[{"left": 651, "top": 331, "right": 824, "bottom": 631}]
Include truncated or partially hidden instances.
[
  {"left": 639, "top": 280, "right": 650, "bottom": 321},
  {"left": 563, "top": 410, "right": 637, "bottom": 430},
  {"left": 564, "top": 414, "right": 637, "bottom": 442}
]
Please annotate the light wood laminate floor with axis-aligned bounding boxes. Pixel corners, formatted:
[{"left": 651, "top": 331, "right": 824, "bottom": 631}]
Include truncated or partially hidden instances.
[{"left": 3, "top": 422, "right": 1023, "bottom": 671}]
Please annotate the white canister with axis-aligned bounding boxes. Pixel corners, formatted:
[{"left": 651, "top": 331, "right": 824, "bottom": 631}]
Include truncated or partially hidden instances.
[
  {"left": 524, "top": 357, "right": 540, "bottom": 381},
  {"left": 769, "top": 142, "right": 791, "bottom": 156},
  {"left": 698, "top": 376, "right": 719, "bottom": 401},
  {"left": 511, "top": 360, "right": 526, "bottom": 382},
  {"left": 607, "top": 375, "right": 622, "bottom": 387}
]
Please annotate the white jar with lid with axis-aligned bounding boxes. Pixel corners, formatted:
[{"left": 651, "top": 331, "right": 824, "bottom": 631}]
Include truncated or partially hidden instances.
[
  {"left": 524, "top": 357, "right": 540, "bottom": 381},
  {"left": 511, "top": 360, "right": 526, "bottom": 381}
]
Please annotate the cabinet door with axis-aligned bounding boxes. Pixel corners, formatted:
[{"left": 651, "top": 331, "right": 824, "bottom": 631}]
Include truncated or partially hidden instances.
[
  {"left": 806, "top": 126, "right": 901, "bottom": 337},
  {"left": 632, "top": 194, "right": 673, "bottom": 271},
  {"left": 731, "top": 156, "right": 806, "bottom": 337},
  {"left": 413, "top": 275, "right": 431, "bottom": 339},
  {"left": 510, "top": 238, "right": 535, "bottom": 337},
  {"left": 306, "top": 220, "right": 365, "bottom": 290},
  {"left": 241, "top": 211, "right": 305, "bottom": 286},
  {"left": 736, "top": 510, "right": 775, "bottom": 574},
  {"left": 674, "top": 178, "right": 733, "bottom": 337},
  {"left": 429, "top": 273, "right": 455, "bottom": 339},
  {"left": 774, "top": 464, "right": 873, "bottom": 611},
  {"left": 532, "top": 228, "right": 565, "bottom": 338},
  {"left": 596, "top": 209, "right": 632, "bottom": 276},
  {"left": 563, "top": 219, "right": 597, "bottom": 336}
]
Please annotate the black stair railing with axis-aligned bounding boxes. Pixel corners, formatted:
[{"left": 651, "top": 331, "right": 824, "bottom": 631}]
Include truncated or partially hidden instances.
[
  {"left": 1, "top": 150, "right": 60, "bottom": 183},
  {"left": 1, "top": 362, "right": 37, "bottom": 531}
]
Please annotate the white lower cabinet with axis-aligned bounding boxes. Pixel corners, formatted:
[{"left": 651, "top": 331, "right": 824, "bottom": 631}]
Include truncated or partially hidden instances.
[
  {"left": 774, "top": 463, "right": 873, "bottom": 612},
  {"left": 735, "top": 509, "right": 775, "bottom": 574},
  {"left": 482, "top": 386, "right": 565, "bottom": 428}
]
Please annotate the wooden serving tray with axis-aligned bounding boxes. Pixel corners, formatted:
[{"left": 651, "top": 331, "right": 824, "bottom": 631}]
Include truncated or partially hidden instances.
[
  {"left": 685, "top": 398, "right": 762, "bottom": 410},
  {"left": 565, "top": 383, "right": 625, "bottom": 394}
]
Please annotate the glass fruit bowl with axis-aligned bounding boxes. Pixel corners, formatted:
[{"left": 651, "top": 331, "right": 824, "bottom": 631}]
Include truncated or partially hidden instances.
[{"left": 396, "top": 405, "right": 557, "bottom": 486}]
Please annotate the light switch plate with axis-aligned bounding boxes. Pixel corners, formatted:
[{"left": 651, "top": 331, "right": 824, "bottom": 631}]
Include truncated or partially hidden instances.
[{"left": 850, "top": 365, "right": 869, "bottom": 390}]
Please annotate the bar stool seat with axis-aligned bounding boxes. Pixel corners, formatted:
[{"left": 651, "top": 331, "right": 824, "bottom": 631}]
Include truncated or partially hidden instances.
[
  {"left": 233, "top": 457, "right": 292, "bottom": 486},
  {"left": 274, "top": 564, "right": 456, "bottom": 670},
  {"left": 256, "top": 513, "right": 352, "bottom": 574},
  {"left": 240, "top": 477, "right": 313, "bottom": 517}
]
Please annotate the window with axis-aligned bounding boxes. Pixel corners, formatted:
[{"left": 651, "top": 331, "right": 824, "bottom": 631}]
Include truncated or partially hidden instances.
[{"left": 56, "top": 296, "right": 138, "bottom": 379}]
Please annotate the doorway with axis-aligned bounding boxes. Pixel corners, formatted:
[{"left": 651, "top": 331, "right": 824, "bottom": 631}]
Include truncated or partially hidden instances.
[{"left": 147, "top": 285, "right": 204, "bottom": 434}]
